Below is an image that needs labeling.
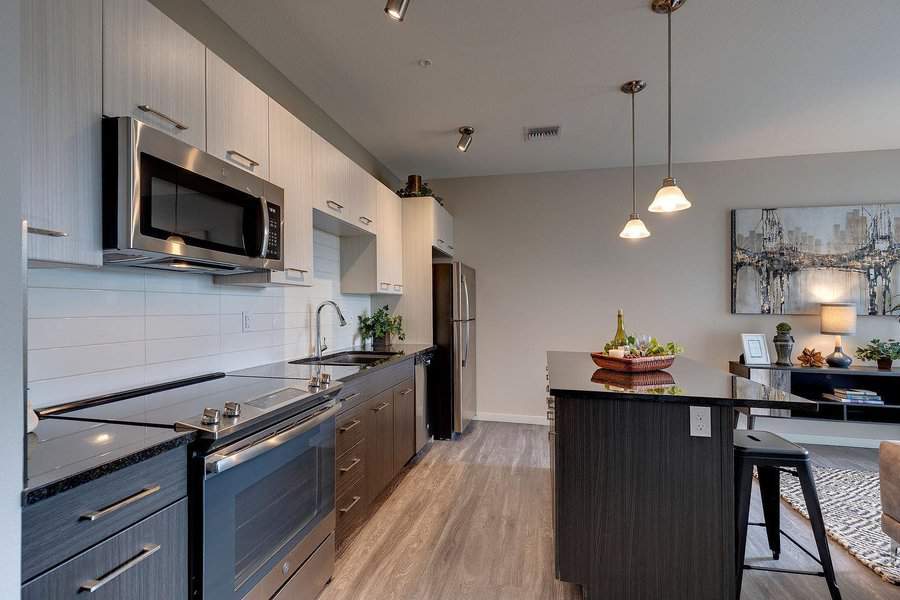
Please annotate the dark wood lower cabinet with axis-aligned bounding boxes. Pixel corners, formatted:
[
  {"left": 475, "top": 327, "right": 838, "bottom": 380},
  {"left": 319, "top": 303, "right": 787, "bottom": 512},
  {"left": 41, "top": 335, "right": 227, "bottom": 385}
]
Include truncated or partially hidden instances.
[
  {"left": 367, "top": 389, "right": 395, "bottom": 500},
  {"left": 22, "top": 498, "right": 188, "bottom": 600},
  {"left": 393, "top": 378, "right": 416, "bottom": 473}
]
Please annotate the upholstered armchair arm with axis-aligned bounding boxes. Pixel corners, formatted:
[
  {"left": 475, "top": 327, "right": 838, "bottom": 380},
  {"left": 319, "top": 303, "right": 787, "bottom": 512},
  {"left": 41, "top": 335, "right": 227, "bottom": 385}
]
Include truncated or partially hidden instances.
[{"left": 881, "top": 441, "right": 900, "bottom": 543}]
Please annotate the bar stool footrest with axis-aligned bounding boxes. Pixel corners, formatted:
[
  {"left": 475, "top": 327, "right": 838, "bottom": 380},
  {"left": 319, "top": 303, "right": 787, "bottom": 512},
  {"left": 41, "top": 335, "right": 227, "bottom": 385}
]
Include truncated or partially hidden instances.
[
  {"left": 747, "top": 522, "right": 824, "bottom": 566},
  {"left": 743, "top": 564, "right": 826, "bottom": 578}
]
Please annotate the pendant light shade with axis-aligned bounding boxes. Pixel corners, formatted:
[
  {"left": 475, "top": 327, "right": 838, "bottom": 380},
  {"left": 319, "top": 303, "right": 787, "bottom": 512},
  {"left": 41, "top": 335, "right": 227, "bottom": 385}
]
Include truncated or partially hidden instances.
[
  {"left": 385, "top": 0, "right": 411, "bottom": 21},
  {"left": 620, "top": 213, "right": 651, "bottom": 239},
  {"left": 650, "top": 0, "right": 690, "bottom": 213},
  {"left": 619, "top": 80, "right": 650, "bottom": 240},
  {"left": 649, "top": 177, "right": 691, "bottom": 212}
]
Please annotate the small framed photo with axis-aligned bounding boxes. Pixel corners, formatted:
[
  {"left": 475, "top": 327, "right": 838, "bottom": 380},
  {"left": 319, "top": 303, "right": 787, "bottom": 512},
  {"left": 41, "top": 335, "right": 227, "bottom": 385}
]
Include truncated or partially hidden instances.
[{"left": 741, "top": 333, "right": 771, "bottom": 365}]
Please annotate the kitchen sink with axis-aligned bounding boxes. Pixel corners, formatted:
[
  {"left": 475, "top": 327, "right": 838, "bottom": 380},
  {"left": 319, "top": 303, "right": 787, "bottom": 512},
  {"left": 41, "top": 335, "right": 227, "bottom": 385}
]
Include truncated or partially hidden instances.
[{"left": 290, "top": 351, "right": 399, "bottom": 367}]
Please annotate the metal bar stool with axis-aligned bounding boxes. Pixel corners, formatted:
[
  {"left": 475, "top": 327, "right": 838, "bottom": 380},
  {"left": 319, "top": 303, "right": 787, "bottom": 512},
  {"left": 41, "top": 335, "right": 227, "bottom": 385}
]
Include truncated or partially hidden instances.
[{"left": 734, "top": 430, "right": 842, "bottom": 600}]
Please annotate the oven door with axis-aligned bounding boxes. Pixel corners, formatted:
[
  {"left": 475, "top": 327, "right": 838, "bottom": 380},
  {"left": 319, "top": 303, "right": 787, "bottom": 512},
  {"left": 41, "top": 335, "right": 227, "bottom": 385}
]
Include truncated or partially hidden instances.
[{"left": 201, "top": 402, "right": 337, "bottom": 600}]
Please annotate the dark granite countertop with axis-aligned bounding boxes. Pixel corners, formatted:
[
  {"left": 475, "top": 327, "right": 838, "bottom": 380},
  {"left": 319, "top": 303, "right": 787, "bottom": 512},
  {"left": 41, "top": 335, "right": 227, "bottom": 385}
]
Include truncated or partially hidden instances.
[
  {"left": 548, "top": 352, "right": 818, "bottom": 410},
  {"left": 229, "top": 343, "right": 436, "bottom": 384},
  {"left": 25, "top": 418, "right": 192, "bottom": 506}
]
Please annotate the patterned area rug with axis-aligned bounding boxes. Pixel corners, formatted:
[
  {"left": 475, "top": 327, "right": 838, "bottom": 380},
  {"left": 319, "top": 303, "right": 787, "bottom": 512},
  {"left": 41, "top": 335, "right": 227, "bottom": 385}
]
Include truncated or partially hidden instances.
[{"left": 774, "top": 466, "right": 900, "bottom": 584}]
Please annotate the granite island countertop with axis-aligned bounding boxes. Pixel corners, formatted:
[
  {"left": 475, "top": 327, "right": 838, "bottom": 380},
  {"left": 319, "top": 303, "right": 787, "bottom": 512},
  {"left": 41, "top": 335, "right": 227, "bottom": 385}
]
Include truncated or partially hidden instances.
[
  {"left": 548, "top": 351, "right": 818, "bottom": 410},
  {"left": 24, "top": 418, "right": 192, "bottom": 506}
]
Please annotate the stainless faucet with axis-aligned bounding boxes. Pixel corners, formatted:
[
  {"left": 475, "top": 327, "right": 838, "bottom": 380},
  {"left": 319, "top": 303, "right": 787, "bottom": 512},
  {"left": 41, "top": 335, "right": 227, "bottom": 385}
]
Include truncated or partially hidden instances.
[{"left": 315, "top": 300, "right": 347, "bottom": 358}]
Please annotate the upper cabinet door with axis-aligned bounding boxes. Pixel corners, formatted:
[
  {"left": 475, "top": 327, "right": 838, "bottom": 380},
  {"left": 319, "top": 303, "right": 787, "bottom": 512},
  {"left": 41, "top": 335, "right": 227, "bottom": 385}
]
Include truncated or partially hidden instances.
[
  {"left": 268, "top": 99, "right": 313, "bottom": 285},
  {"left": 431, "top": 199, "right": 455, "bottom": 257},
  {"left": 349, "top": 163, "right": 377, "bottom": 234},
  {"left": 377, "top": 184, "right": 403, "bottom": 291},
  {"left": 311, "top": 132, "right": 350, "bottom": 223},
  {"left": 23, "top": 0, "right": 103, "bottom": 267},
  {"left": 206, "top": 51, "right": 269, "bottom": 178},
  {"left": 103, "top": 0, "right": 206, "bottom": 150}
]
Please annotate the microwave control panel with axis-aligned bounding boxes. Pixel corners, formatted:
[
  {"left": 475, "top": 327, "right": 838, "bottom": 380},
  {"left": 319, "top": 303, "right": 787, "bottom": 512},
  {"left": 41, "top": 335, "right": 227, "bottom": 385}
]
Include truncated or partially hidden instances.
[{"left": 266, "top": 203, "right": 281, "bottom": 259}]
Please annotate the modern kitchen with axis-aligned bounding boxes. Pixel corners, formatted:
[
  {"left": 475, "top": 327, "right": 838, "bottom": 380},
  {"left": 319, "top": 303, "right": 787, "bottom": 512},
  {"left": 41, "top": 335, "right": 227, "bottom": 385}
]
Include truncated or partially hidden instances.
[{"left": 5, "top": 1, "right": 900, "bottom": 599}]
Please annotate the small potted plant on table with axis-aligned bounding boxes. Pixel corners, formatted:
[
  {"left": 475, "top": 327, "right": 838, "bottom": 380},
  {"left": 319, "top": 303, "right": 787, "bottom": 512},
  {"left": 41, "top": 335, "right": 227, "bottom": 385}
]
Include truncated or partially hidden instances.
[
  {"left": 358, "top": 305, "right": 405, "bottom": 349},
  {"left": 855, "top": 338, "right": 900, "bottom": 370}
]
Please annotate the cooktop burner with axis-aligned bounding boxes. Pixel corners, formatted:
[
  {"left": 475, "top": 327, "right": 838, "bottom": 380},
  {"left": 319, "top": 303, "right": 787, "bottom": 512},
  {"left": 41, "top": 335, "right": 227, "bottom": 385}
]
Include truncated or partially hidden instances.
[{"left": 38, "top": 373, "right": 343, "bottom": 444}]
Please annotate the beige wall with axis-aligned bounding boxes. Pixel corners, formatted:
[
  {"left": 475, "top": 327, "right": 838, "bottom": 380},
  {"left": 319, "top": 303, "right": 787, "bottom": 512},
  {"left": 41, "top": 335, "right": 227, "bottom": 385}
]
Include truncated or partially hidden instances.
[{"left": 433, "top": 149, "right": 900, "bottom": 422}]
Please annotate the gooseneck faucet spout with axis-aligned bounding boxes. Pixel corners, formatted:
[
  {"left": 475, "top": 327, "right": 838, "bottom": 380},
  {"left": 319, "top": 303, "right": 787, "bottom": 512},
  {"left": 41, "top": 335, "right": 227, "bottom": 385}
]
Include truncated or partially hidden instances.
[{"left": 315, "top": 301, "right": 347, "bottom": 358}]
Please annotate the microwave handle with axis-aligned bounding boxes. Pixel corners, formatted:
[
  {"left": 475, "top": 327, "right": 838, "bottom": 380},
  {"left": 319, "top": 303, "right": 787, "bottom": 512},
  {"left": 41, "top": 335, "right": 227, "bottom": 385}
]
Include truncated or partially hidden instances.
[{"left": 257, "top": 196, "right": 270, "bottom": 259}]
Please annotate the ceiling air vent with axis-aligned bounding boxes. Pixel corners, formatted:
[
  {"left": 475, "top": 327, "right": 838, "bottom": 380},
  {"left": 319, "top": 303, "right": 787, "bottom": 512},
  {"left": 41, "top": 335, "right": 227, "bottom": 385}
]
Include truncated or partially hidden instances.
[{"left": 525, "top": 125, "right": 561, "bottom": 141}]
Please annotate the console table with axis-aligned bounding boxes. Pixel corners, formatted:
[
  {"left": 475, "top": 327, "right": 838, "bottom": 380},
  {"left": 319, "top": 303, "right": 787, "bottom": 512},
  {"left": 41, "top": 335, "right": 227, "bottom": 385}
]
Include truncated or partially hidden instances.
[{"left": 729, "top": 361, "right": 900, "bottom": 424}]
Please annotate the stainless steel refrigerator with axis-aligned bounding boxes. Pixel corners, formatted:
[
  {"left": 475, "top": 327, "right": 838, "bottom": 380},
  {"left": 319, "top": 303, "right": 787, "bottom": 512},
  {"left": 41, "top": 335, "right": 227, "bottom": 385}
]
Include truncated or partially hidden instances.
[{"left": 431, "top": 262, "right": 476, "bottom": 439}]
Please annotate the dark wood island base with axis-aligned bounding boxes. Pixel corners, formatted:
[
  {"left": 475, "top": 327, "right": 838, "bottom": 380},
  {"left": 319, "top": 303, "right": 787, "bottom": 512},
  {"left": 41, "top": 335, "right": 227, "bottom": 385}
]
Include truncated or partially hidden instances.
[{"left": 547, "top": 352, "right": 817, "bottom": 600}]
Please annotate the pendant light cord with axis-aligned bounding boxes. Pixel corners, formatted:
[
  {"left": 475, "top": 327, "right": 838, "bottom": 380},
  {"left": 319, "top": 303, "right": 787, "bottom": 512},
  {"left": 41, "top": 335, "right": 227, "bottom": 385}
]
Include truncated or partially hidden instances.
[
  {"left": 667, "top": 4, "right": 673, "bottom": 178},
  {"left": 631, "top": 92, "right": 637, "bottom": 213}
]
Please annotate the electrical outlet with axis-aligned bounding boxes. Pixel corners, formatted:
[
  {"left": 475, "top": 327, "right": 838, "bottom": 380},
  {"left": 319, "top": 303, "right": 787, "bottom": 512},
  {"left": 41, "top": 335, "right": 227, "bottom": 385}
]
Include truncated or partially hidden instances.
[
  {"left": 242, "top": 312, "right": 252, "bottom": 333},
  {"left": 690, "top": 406, "right": 711, "bottom": 438}
]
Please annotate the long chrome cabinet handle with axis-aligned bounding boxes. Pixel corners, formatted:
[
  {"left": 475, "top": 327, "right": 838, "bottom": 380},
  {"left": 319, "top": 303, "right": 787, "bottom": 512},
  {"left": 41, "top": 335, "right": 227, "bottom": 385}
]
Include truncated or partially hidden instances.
[
  {"left": 338, "top": 496, "right": 361, "bottom": 513},
  {"left": 339, "top": 419, "right": 361, "bottom": 433},
  {"left": 342, "top": 392, "right": 361, "bottom": 403},
  {"left": 79, "top": 544, "right": 161, "bottom": 592},
  {"left": 27, "top": 226, "right": 67, "bottom": 237},
  {"left": 339, "top": 457, "right": 361, "bottom": 473},
  {"left": 399, "top": 388, "right": 413, "bottom": 396},
  {"left": 205, "top": 401, "right": 339, "bottom": 476},
  {"left": 326, "top": 200, "right": 344, "bottom": 211},
  {"left": 372, "top": 402, "right": 390, "bottom": 412},
  {"left": 358, "top": 216, "right": 373, "bottom": 225},
  {"left": 227, "top": 149, "right": 260, "bottom": 168},
  {"left": 80, "top": 485, "right": 161, "bottom": 522},
  {"left": 137, "top": 104, "right": 188, "bottom": 130}
]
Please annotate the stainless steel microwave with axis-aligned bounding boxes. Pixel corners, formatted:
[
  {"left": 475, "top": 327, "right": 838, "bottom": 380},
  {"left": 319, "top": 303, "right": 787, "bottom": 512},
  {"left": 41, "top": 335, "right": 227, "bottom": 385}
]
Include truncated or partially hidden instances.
[{"left": 102, "top": 117, "right": 283, "bottom": 274}]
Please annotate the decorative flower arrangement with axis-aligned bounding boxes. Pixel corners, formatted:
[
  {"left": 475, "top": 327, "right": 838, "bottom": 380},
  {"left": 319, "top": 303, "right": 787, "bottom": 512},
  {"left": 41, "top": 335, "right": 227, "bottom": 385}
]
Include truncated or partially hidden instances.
[{"left": 602, "top": 335, "right": 684, "bottom": 357}]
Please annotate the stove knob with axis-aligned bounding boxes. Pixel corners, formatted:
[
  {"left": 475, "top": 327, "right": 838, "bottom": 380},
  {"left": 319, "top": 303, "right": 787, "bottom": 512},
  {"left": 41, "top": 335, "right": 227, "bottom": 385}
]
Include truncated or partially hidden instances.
[
  {"left": 320, "top": 373, "right": 332, "bottom": 386},
  {"left": 201, "top": 407, "right": 220, "bottom": 426},
  {"left": 309, "top": 376, "right": 320, "bottom": 389},
  {"left": 223, "top": 402, "right": 241, "bottom": 418}
]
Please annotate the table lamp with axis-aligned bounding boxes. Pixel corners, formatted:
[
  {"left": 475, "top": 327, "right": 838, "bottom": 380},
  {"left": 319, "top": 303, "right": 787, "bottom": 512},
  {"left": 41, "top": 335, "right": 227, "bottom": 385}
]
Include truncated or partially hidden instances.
[{"left": 820, "top": 303, "right": 856, "bottom": 368}]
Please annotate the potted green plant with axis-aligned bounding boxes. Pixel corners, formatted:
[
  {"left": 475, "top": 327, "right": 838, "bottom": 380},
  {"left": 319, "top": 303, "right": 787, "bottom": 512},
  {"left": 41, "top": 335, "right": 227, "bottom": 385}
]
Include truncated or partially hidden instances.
[
  {"left": 855, "top": 338, "right": 900, "bottom": 370},
  {"left": 358, "top": 306, "right": 405, "bottom": 349},
  {"left": 773, "top": 322, "right": 794, "bottom": 366}
]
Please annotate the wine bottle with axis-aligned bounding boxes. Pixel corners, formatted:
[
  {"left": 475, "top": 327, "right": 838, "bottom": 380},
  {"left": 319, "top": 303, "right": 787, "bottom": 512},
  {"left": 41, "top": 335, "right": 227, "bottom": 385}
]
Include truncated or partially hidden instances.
[{"left": 612, "top": 310, "right": 628, "bottom": 348}]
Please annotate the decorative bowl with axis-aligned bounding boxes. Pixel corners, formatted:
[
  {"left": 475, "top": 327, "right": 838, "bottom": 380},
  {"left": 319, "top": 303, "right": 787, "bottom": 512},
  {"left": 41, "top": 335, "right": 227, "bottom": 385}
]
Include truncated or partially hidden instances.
[{"left": 590, "top": 352, "right": 676, "bottom": 373}]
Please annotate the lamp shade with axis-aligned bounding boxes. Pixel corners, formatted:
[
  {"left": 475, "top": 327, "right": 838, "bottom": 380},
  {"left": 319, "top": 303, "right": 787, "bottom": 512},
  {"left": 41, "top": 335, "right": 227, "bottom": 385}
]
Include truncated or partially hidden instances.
[
  {"left": 648, "top": 178, "right": 691, "bottom": 213},
  {"left": 619, "top": 214, "right": 651, "bottom": 239},
  {"left": 820, "top": 303, "right": 857, "bottom": 335}
]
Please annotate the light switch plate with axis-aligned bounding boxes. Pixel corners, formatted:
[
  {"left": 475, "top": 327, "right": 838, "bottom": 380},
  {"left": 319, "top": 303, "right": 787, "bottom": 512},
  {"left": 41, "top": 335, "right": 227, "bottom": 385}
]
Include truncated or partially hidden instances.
[{"left": 690, "top": 406, "right": 711, "bottom": 438}]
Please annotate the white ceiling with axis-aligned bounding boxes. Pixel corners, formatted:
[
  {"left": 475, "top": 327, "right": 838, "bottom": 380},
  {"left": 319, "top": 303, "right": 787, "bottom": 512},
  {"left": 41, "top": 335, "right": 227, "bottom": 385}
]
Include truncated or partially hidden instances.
[{"left": 203, "top": 0, "right": 900, "bottom": 180}]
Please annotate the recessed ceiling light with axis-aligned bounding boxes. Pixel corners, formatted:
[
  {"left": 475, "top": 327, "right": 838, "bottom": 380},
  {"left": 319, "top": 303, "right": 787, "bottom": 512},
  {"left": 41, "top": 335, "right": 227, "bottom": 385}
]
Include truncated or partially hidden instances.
[{"left": 417, "top": 58, "right": 433, "bottom": 69}]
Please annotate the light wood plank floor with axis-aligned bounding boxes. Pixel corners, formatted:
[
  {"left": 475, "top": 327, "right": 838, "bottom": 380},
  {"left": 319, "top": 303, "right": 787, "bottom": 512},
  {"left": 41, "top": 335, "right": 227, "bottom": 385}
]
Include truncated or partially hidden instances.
[{"left": 319, "top": 421, "right": 900, "bottom": 600}]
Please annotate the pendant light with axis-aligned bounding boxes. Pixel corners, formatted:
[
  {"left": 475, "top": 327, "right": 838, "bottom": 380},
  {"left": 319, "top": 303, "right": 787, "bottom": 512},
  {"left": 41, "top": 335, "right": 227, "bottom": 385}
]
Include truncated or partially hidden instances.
[
  {"left": 620, "top": 81, "right": 651, "bottom": 240},
  {"left": 385, "top": 0, "right": 411, "bottom": 21},
  {"left": 648, "top": 0, "right": 691, "bottom": 213}
]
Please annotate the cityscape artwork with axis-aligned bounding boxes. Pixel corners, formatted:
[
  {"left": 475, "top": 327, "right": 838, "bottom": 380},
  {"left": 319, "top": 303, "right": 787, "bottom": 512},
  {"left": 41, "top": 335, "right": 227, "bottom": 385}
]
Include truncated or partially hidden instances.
[{"left": 731, "top": 204, "right": 900, "bottom": 315}]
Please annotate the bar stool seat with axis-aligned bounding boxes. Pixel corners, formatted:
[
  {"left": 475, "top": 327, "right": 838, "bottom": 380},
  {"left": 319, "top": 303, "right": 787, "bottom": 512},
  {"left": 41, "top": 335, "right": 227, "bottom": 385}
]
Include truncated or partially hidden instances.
[{"left": 734, "top": 430, "right": 842, "bottom": 600}]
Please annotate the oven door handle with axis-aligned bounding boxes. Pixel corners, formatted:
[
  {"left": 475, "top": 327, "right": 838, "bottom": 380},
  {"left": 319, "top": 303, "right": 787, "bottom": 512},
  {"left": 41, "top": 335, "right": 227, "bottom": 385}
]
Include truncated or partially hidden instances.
[{"left": 204, "top": 400, "right": 340, "bottom": 478}]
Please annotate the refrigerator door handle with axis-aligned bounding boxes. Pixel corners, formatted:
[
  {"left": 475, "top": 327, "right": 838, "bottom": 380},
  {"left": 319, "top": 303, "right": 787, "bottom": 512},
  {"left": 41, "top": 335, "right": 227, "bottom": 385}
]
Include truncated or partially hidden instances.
[
  {"left": 462, "top": 320, "right": 469, "bottom": 368},
  {"left": 462, "top": 273, "right": 471, "bottom": 321}
]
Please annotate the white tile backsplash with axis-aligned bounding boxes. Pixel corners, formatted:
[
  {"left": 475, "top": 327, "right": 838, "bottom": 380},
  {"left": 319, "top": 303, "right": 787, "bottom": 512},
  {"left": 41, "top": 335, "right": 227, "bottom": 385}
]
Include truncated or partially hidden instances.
[{"left": 26, "top": 230, "right": 372, "bottom": 408}]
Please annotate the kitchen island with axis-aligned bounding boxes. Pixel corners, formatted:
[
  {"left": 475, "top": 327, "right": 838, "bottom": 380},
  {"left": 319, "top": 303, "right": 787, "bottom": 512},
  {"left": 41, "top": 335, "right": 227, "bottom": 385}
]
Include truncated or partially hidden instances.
[{"left": 547, "top": 351, "right": 817, "bottom": 600}]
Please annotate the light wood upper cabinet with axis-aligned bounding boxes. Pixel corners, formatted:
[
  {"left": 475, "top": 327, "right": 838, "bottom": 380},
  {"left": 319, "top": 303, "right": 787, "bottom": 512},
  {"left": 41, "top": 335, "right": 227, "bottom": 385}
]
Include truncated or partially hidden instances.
[
  {"left": 434, "top": 202, "right": 455, "bottom": 256},
  {"left": 215, "top": 99, "right": 313, "bottom": 288},
  {"left": 103, "top": 0, "right": 206, "bottom": 150},
  {"left": 206, "top": 51, "right": 269, "bottom": 178},
  {"left": 23, "top": 0, "right": 103, "bottom": 267},
  {"left": 377, "top": 183, "right": 403, "bottom": 292},
  {"left": 349, "top": 162, "right": 377, "bottom": 234},
  {"left": 340, "top": 183, "right": 404, "bottom": 295},
  {"left": 311, "top": 132, "right": 350, "bottom": 222}
]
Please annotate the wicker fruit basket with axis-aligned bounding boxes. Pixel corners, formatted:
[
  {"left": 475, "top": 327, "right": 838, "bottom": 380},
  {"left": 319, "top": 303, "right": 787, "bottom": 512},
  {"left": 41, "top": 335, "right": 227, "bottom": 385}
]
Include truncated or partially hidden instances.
[{"left": 590, "top": 352, "right": 676, "bottom": 373}]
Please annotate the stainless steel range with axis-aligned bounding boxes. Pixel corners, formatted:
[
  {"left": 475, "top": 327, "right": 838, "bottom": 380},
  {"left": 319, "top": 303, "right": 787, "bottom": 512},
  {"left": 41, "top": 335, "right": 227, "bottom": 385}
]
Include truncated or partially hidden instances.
[{"left": 39, "top": 372, "right": 341, "bottom": 600}]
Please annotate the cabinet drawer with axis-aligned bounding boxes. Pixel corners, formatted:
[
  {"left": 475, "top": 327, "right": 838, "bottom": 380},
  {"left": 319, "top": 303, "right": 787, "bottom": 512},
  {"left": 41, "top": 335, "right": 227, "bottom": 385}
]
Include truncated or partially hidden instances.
[
  {"left": 335, "top": 475, "right": 369, "bottom": 543},
  {"left": 22, "top": 498, "right": 188, "bottom": 599},
  {"left": 336, "top": 439, "right": 366, "bottom": 497},
  {"left": 23, "top": 446, "right": 187, "bottom": 581},
  {"left": 336, "top": 403, "right": 367, "bottom": 456}
]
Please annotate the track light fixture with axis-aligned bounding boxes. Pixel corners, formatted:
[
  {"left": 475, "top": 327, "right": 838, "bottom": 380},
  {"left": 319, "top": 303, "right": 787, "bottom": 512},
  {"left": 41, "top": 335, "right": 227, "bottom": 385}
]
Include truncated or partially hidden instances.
[
  {"left": 457, "top": 127, "right": 475, "bottom": 153},
  {"left": 385, "top": 0, "right": 411, "bottom": 22}
]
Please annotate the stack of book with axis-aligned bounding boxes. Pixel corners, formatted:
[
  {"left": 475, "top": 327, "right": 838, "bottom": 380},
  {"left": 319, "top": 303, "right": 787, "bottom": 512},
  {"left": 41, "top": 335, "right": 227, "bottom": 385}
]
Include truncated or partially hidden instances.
[{"left": 822, "top": 388, "right": 884, "bottom": 405}]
